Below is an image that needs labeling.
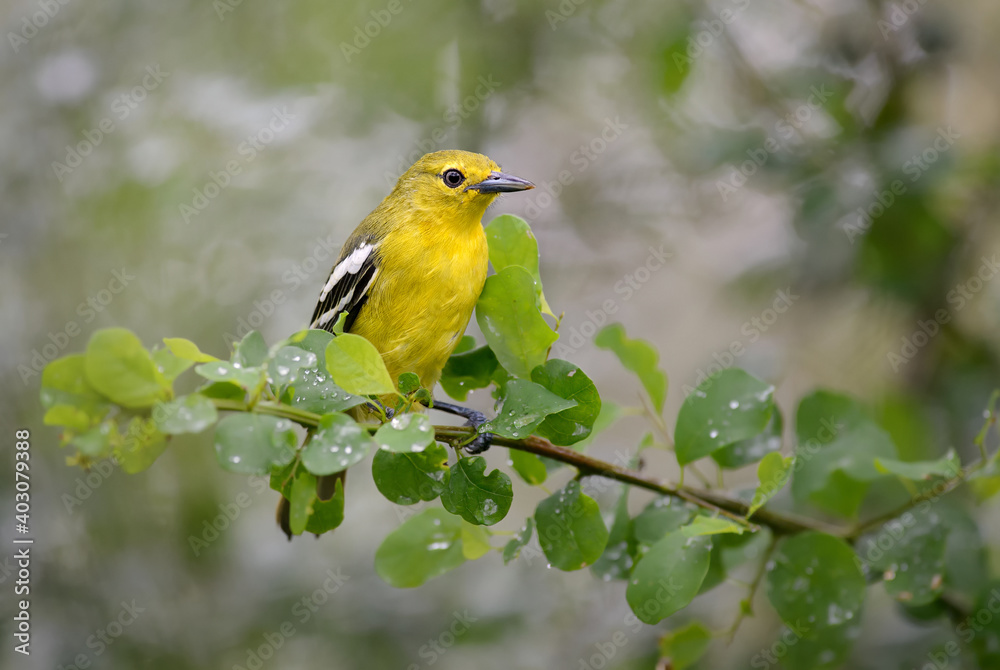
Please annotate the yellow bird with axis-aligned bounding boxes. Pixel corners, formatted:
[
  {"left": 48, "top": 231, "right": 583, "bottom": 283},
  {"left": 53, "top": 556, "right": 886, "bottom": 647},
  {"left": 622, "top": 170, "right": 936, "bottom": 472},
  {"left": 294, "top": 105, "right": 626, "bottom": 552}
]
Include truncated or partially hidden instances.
[{"left": 278, "top": 149, "right": 533, "bottom": 537}]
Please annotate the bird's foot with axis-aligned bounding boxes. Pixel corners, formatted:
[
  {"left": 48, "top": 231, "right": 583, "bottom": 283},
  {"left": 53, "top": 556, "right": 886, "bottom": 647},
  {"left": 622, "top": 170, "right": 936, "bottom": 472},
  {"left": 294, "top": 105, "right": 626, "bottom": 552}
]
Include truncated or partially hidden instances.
[{"left": 432, "top": 400, "right": 494, "bottom": 454}]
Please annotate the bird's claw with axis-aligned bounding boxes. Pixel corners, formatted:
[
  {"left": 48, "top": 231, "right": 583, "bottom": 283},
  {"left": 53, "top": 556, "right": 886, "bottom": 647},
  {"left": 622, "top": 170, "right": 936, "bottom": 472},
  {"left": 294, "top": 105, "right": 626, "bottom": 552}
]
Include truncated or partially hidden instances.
[{"left": 462, "top": 410, "right": 493, "bottom": 454}]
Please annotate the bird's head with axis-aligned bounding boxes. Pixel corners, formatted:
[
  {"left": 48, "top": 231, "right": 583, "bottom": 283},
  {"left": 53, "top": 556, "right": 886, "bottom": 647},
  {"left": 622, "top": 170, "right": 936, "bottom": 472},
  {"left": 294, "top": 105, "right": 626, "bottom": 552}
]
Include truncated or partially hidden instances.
[{"left": 396, "top": 150, "right": 534, "bottom": 219}]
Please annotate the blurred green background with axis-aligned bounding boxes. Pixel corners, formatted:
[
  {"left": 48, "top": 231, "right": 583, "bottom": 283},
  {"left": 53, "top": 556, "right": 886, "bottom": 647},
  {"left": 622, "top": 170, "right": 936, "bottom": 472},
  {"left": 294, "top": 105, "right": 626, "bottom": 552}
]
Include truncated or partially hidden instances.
[{"left": 3, "top": 0, "right": 1000, "bottom": 668}]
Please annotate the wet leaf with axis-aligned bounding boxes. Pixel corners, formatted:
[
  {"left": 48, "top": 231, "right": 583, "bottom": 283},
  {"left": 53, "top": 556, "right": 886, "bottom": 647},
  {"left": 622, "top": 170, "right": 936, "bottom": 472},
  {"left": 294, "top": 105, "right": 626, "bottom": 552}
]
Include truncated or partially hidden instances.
[
  {"left": 440, "top": 456, "right": 513, "bottom": 526},
  {"left": 301, "top": 412, "right": 372, "bottom": 475},
  {"left": 530, "top": 359, "right": 601, "bottom": 445},
  {"left": 675, "top": 368, "right": 775, "bottom": 466},
  {"left": 375, "top": 509, "right": 467, "bottom": 588},
  {"left": 535, "top": 481, "right": 608, "bottom": 571},
  {"left": 627, "top": 532, "right": 711, "bottom": 624},
  {"left": 214, "top": 413, "right": 297, "bottom": 475},
  {"left": 475, "top": 266, "right": 558, "bottom": 379},
  {"left": 372, "top": 443, "right": 449, "bottom": 505}
]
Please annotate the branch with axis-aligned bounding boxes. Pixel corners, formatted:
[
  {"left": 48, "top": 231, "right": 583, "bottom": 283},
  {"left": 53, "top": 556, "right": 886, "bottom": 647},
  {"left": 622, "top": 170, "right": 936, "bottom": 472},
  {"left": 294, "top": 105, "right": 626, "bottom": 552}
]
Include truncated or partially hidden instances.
[
  {"left": 209, "top": 398, "right": 982, "bottom": 542},
  {"left": 433, "top": 427, "right": 848, "bottom": 536}
]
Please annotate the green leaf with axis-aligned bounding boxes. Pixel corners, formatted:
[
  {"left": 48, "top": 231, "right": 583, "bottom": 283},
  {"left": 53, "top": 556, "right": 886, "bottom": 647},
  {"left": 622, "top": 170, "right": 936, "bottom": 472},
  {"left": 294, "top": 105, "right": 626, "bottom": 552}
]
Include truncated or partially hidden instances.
[
  {"left": 503, "top": 518, "right": 535, "bottom": 565},
  {"left": 481, "top": 379, "right": 576, "bottom": 440},
  {"left": 84, "top": 328, "right": 170, "bottom": 408},
  {"left": 595, "top": 324, "right": 667, "bottom": 413},
  {"left": 713, "top": 407, "right": 784, "bottom": 469},
  {"left": 674, "top": 369, "right": 775, "bottom": 466},
  {"left": 658, "top": 621, "right": 712, "bottom": 670},
  {"left": 461, "top": 521, "right": 491, "bottom": 560},
  {"left": 305, "top": 476, "right": 345, "bottom": 535},
  {"left": 163, "top": 337, "right": 219, "bottom": 363},
  {"left": 475, "top": 266, "right": 558, "bottom": 379},
  {"left": 288, "top": 329, "right": 365, "bottom": 415},
  {"left": 439, "top": 345, "right": 500, "bottom": 401},
  {"left": 792, "top": 391, "right": 897, "bottom": 518},
  {"left": 153, "top": 394, "right": 218, "bottom": 435},
  {"left": 301, "top": 413, "right": 373, "bottom": 475},
  {"left": 197, "top": 381, "right": 246, "bottom": 401},
  {"left": 969, "top": 460, "right": 1000, "bottom": 501},
  {"left": 509, "top": 450, "right": 547, "bottom": 485},
  {"left": 214, "top": 413, "right": 297, "bottom": 475},
  {"left": 530, "top": 359, "right": 601, "bottom": 445},
  {"left": 372, "top": 444, "right": 449, "bottom": 505},
  {"left": 631, "top": 497, "right": 693, "bottom": 546},
  {"left": 535, "top": 481, "right": 608, "bottom": 571},
  {"left": 766, "top": 533, "right": 865, "bottom": 670},
  {"left": 484, "top": 214, "right": 554, "bottom": 316},
  {"left": 627, "top": 532, "right": 712, "bottom": 624},
  {"left": 325, "top": 333, "right": 396, "bottom": 396},
  {"left": 748, "top": 452, "right": 795, "bottom": 518},
  {"left": 40, "top": 354, "right": 109, "bottom": 421},
  {"left": 43, "top": 405, "right": 93, "bottom": 432},
  {"left": 289, "top": 469, "right": 317, "bottom": 536},
  {"left": 453, "top": 335, "right": 476, "bottom": 355},
  {"left": 71, "top": 421, "right": 114, "bottom": 459},
  {"left": 115, "top": 417, "right": 168, "bottom": 474},
  {"left": 267, "top": 346, "right": 317, "bottom": 387},
  {"left": 681, "top": 516, "right": 746, "bottom": 537},
  {"left": 440, "top": 456, "right": 513, "bottom": 526},
  {"left": 858, "top": 516, "right": 948, "bottom": 605},
  {"left": 233, "top": 331, "right": 268, "bottom": 368},
  {"left": 194, "top": 361, "right": 262, "bottom": 390},
  {"left": 374, "top": 509, "right": 466, "bottom": 588},
  {"left": 874, "top": 449, "right": 961, "bottom": 481},
  {"left": 374, "top": 413, "right": 435, "bottom": 453},
  {"left": 397, "top": 372, "right": 422, "bottom": 395},
  {"left": 591, "top": 487, "right": 637, "bottom": 581},
  {"left": 151, "top": 347, "right": 193, "bottom": 383}
]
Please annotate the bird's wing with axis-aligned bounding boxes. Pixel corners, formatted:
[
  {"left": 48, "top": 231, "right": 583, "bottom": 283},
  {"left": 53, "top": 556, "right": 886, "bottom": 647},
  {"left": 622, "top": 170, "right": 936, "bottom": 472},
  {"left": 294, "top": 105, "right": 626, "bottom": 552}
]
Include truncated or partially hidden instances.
[{"left": 309, "top": 237, "right": 379, "bottom": 333}]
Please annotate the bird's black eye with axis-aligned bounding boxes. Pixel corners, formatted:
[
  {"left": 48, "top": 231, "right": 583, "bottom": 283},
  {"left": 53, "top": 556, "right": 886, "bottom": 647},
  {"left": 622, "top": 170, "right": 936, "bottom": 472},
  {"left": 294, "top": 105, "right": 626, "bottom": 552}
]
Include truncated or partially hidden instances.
[{"left": 442, "top": 169, "right": 465, "bottom": 188}]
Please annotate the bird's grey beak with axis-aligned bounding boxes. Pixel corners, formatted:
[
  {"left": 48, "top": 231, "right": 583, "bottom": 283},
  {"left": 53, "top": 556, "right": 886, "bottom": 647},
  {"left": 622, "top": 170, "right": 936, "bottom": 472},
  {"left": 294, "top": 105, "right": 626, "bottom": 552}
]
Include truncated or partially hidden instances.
[{"left": 466, "top": 171, "right": 534, "bottom": 193}]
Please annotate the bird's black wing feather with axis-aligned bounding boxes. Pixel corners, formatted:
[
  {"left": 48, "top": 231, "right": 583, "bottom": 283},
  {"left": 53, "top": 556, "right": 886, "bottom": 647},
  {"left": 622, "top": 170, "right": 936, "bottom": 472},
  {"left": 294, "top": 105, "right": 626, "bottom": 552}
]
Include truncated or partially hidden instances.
[{"left": 309, "top": 236, "right": 379, "bottom": 334}]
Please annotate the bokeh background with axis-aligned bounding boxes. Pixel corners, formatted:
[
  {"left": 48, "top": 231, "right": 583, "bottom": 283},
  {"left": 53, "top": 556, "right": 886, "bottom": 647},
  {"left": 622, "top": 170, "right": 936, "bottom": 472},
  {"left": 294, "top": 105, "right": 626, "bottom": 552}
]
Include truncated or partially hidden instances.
[{"left": 3, "top": 0, "right": 1000, "bottom": 668}]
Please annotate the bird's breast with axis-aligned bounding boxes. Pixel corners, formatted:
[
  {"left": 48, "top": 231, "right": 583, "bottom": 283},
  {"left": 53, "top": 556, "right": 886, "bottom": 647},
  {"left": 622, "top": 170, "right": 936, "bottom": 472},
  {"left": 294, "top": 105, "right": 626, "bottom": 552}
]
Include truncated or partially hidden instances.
[{"left": 350, "top": 217, "right": 488, "bottom": 387}]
